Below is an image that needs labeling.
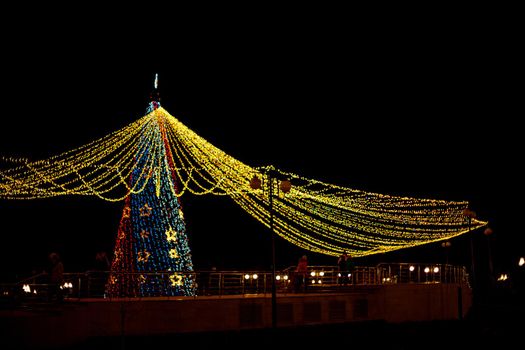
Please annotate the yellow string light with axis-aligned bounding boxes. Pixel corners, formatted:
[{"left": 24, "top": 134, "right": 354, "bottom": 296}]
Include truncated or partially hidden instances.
[{"left": 0, "top": 107, "right": 487, "bottom": 256}]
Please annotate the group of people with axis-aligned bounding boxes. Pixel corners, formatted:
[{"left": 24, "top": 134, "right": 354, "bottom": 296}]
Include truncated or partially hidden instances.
[
  {"left": 291, "top": 251, "right": 355, "bottom": 292},
  {"left": 43, "top": 250, "right": 357, "bottom": 298},
  {"left": 44, "top": 250, "right": 111, "bottom": 301}
]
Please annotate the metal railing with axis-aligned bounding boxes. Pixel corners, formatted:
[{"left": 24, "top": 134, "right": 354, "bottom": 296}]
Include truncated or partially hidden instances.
[
  {"left": 376, "top": 263, "right": 468, "bottom": 285},
  {"left": 0, "top": 263, "right": 469, "bottom": 303}
]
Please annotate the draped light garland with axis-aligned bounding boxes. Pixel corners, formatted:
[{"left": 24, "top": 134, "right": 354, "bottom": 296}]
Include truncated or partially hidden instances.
[{"left": 0, "top": 107, "right": 487, "bottom": 257}]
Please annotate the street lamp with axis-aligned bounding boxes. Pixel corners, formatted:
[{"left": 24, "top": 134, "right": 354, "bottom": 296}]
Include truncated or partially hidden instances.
[
  {"left": 483, "top": 227, "right": 494, "bottom": 285},
  {"left": 463, "top": 208, "right": 477, "bottom": 288},
  {"left": 250, "top": 168, "right": 291, "bottom": 329},
  {"left": 441, "top": 241, "right": 452, "bottom": 265}
]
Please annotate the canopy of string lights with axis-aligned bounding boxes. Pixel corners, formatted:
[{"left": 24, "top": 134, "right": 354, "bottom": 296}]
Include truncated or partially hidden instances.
[{"left": 0, "top": 106, "right": 487, "bottom": 257}]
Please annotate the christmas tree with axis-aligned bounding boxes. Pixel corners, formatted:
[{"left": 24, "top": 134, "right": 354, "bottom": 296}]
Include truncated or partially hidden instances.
[{"left": 108, "top": 75, "right": 195, "bottom": 297}]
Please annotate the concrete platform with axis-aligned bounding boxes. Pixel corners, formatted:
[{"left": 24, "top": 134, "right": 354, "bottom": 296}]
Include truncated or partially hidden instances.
[{"left": 0, "top": 282, "right": 471, "bottom": 348}]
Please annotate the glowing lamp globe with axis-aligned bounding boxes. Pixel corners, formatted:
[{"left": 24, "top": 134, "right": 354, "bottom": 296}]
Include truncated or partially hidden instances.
[
  {"left": 463, "top": 208, "right": 476, "bottom": 218},
  {"left": 249, "top": 175, "right": 262, "bottom": 190},
  {"left": 441, "top": 241, "right": 452, "bottom": 248},
  {"left": 484, "top": 228, "right": 493, "bottom": 236},
  {"left": 280, "top": 180, "right": 291, "bottom": 193}
]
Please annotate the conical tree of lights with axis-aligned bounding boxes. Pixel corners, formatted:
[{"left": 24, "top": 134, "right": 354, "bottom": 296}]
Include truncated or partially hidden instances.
[{"left": 108, "top": 83, "right": 195, "bottom": 297}]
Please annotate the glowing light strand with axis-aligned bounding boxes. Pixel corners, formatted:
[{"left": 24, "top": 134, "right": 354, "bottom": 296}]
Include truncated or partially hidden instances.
[{"left": 0, "top": 107, "right": 487, "bottom": 256}]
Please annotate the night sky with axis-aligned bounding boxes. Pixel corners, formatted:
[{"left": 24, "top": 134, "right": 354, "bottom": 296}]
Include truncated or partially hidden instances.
[{"left": 0, "top": 15, "right": 521, "bottom": 282}]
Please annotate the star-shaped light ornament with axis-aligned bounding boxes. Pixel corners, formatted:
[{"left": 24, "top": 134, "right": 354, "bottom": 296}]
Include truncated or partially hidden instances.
[
  {"left": 170, "top": 273, "right": 183, "bottom": 286},
  {"left": 137, "top": 250, "right": 151, "bottom": 263},
  {"left": 140, "top": 203, "right": 152, "bottom": 217},
  {"left": 139, "top": 230, "right": 150, "bottom": 239},
  {"left": 169, "top": 248, "right": 179, "bottom": 259},
  {"left": 165, "top": 227, "right": 177, "bottom": 242}
]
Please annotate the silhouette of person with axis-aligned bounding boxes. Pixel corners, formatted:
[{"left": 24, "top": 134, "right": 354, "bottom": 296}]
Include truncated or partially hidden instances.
[
  {"left": 92, "top": 251, "right": 110, "bottom": 297},
  {"left": 199, "top": 266, "right": 214, "bottom": 296},
  {"left": 94, "top": 251, "right": 110, "bottom": 271},
  {"left": 346, "top": 253, "right": 355, "bottom": 284},
  {"left": 338, "top": 252, "right": 349, "bottom": 286},
  {"left": 47, "top": 252, "right": 64, "bottom": 302},
  {"left": 294, "top": 255, "right": 308, "bottom": 293}
]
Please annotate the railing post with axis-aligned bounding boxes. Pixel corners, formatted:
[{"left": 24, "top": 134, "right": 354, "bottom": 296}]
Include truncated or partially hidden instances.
[
  {"left": 78, "top": 275, "right": 82, "bottom": 299},
  {"left": 86, "top": 272, "right": 91, "bottom": 298},
  {"left": 220, "top": 273, "right": 223, "bottom": 296}
]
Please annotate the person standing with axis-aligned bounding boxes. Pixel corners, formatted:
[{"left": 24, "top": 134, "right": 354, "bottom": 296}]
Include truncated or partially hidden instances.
[
  {"left": 47, "top": 252, "right": 64, "bottom": 302},
  {"left": 338, "top": 252, "right": 349, "bottom": 286},
  {"left": 199, "top": 266, "right": 215, "bottom": 296},
  {"left": 346, "top": 253, "right": 355, "bottom": 285},
  {"left": 294, "top": 255, "right": 308, "bottom": 293},
  {"left": 94, "top": 251, "right": 110, "bottom": 271},
  {"left": 92, "top": 251, "right": 110, "bottom": 297}
]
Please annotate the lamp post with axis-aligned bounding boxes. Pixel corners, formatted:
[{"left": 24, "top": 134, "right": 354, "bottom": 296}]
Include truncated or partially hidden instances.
[
  {"left": 483, "top": 227, "right": 494, "bottom": 287},
  {"left": 250, "top": 169, "right": 291, "bottom": 329},
  {"left": 463, "top": 208, "right": 477, "bottom": 288},
  {"left": 441, "top": 241, "right": 452, "bottom": 265}
]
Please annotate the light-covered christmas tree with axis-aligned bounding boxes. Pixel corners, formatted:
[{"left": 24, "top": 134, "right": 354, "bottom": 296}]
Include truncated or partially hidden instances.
[{"left": 108, "top": 75, "right": 195, "bottom": 297}]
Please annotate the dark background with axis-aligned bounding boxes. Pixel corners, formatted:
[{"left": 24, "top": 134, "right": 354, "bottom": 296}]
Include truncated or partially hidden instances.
[{"left": 0, "top": 10, "right": 521, "bottom": 282}]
